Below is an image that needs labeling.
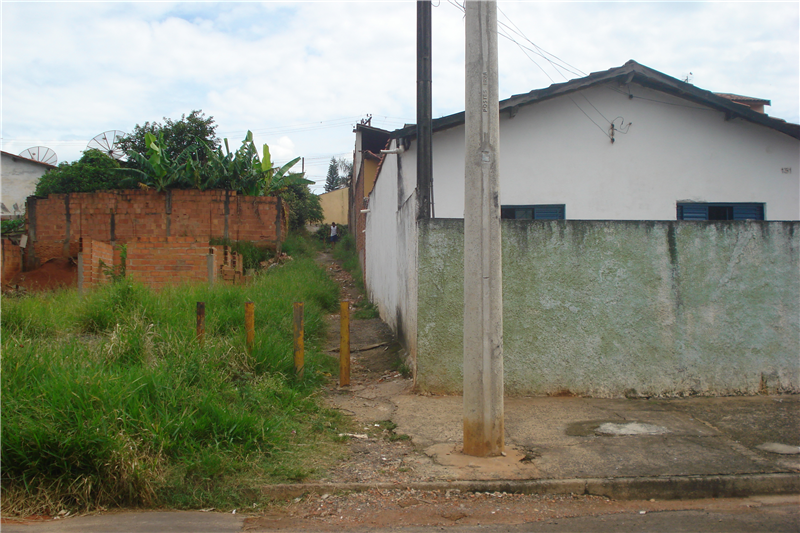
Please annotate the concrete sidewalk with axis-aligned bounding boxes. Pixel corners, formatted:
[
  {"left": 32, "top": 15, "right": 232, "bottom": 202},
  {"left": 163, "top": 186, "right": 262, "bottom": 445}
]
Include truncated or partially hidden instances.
[
  {"left": 399, "top": 393, "right": 800, "bottom": 482},
  {"left": 288, "top": 386, "right": 800, "bottom": 501}
]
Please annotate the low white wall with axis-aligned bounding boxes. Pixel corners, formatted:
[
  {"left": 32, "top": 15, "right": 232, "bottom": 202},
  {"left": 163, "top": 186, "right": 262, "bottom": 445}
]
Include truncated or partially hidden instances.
[
  {"left": 411, "top": 83, "right": 800, "bottom": 221},
  {"left": 364, "top": 140, "right": 419, "bottom": 366}
]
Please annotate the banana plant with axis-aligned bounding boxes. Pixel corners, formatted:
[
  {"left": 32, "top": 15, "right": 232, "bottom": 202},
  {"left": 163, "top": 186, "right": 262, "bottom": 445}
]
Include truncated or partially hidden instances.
[
  {"left": 119, "top": 132, "right": 197, "bottom": 192},
  {"left": 201, "top": 131, "right": 311, "bottom": 196}
]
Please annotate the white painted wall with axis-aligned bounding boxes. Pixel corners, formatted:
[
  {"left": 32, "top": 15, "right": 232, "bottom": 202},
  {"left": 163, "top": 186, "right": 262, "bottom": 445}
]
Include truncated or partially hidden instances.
[
  {"left": 409, "top": 83, "right": 799, "bottom": 220},
  {"left": 1, "top": 152, "right": 52, "bottom": 215},
  {"left": 364, "top": 139, "right": 419, "bottom": 365}
]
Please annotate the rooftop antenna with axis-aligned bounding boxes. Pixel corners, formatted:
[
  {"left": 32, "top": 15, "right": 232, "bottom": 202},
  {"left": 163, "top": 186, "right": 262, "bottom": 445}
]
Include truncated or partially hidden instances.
[
  {"left": 19, "top": 146, "right": 57, "bottom": 165},
  {"left": 87, "top": 130, "right": 127, "bottom": 160}
]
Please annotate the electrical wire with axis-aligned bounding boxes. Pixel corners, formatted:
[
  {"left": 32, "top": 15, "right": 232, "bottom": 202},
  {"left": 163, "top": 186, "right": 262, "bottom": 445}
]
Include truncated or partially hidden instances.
[
  {"left": 497, "top": 6, "right": 585, "bottom": 79},
  {"left": 493, "top": 4, "right": 627, "bottom": 140},
  {"left": 607, "top": 86, "right": 714, "bottom": 112}
]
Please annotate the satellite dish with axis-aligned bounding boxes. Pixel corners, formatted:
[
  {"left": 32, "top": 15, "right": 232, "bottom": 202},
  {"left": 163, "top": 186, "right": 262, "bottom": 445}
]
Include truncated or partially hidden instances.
[
  {"left": 87, "top": 130, "right": 127, "bottom": 161},
  {"left": 19, "top": 146, "right": 57, "bottom": 165}
]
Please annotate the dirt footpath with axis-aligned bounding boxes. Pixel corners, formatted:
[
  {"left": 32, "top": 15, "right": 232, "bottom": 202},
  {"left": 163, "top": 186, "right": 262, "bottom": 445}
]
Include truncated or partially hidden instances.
[{"left": 240, "top": 253, "right": 800, "bottom": 530}]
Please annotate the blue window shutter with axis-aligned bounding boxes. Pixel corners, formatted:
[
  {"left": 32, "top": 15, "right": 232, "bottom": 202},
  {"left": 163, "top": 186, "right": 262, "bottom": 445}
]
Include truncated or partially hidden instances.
[
  {"left": 732, "top": 204, "right": 764, "bottom": 220},
  {"left": 534, "top": 205, "right": 565, "bottom": 220},
  {"left": 515, "top": 208, "right": 533, "bottom": 220},
  {"left": 677, "top": 204, "right": 708, "bottom": 220}
]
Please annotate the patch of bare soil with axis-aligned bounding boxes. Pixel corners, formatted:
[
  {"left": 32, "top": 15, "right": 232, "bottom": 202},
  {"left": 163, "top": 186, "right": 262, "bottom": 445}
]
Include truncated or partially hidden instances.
[
  {"left": 313, "top": 251, "right": 424, "bottom": 484},
  {"left": 5, "top": 257, "right": 77, "bottom": 293},
  {"left": 245, "top": 491, "right": 797, "bottom": 531}
]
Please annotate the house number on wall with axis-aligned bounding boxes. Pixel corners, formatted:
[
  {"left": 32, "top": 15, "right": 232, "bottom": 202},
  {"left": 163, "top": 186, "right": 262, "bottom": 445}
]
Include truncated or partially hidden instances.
[{"left": 781, "top": 168, "right": 792, "bottom": 174}]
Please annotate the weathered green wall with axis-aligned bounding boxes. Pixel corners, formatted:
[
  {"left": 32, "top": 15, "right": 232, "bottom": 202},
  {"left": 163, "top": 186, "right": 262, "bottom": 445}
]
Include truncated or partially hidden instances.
[{"left": 417, "top": 219, "right": 799, "bottom": 397}]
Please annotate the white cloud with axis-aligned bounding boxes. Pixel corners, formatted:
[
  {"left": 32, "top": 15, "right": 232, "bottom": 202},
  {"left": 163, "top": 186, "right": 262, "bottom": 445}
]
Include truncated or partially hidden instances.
[{"left": 2, "top": 1, "right": 796, "bottom": 172}]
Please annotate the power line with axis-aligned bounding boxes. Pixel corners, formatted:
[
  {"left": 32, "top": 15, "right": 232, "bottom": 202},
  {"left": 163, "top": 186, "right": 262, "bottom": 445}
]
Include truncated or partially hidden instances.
[{"left": 481, "top": 3, "right": 617, "bottom": 140}]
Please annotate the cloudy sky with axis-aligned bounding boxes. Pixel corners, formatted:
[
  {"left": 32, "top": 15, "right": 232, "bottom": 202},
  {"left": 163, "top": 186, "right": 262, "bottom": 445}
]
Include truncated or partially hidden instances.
[{"left": 2, "top": 1, "right": 798, "bottom": 193}]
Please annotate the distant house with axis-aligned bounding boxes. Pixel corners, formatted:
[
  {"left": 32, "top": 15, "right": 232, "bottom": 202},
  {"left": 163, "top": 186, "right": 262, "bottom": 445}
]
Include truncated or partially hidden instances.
[
  {"left": 318, "top": 187, "right": 349, "bottom": 225},
  {"left": 1, "top": 151, "right": 55, "bottom": 218},
  {"left": 349, "top": 60, "right": 799, "bottom": 397}
]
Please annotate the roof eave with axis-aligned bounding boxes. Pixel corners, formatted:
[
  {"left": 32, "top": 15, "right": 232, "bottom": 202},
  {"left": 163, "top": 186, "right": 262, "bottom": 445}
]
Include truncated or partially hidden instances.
[{"left": 391, "top": 60, "right": 799, "bottom": 141}]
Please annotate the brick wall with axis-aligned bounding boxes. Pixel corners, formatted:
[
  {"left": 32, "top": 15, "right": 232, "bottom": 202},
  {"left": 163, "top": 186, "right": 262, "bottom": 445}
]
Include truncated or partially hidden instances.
[
  {"left": 126, "top": 237, "right": 208, "bottom": 290},
  {"left": 25, "top": 189, "right": 284, "bottom": 270},
  {"left": 78, "top": 239, "right": 114, "bottom": 290},
  {"left": 210, "top": 245, "right": 244, "bottom": 283},
  {"left": 351, "top": 164, "right": 367, "bottom": 275},
  {"left": 73, "top": 237, "right": 244, "bottom": 292},
  {"left": 123, "top": 238, "right": 244, "bottom": 291},
  {"left": 1, "top": 238, "right": 22, "bottom": 286}
]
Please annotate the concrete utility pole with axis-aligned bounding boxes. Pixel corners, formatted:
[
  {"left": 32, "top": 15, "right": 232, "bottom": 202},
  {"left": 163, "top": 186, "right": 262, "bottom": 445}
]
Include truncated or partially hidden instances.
[
  {"left": 417, "top": 0, "right": 433, "bottom": 220},
  {"left": 463, "top": 0, "right": 504, "bottom": 457}
]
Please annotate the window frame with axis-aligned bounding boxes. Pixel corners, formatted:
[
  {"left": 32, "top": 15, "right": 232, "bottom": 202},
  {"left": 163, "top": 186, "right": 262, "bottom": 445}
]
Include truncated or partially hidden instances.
[
  {"left": 676, "top": 202, "right": 765, "bottom": 221},
  {"left": 501, "top": 204, "right": 566, "bottom": 220}
]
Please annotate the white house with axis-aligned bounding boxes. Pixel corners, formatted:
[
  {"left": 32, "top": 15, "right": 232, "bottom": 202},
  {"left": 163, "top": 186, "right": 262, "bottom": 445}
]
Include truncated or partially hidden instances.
[
  {"left": 1, "top": 151, "right": 56, "bottom": 218},
  {"left": 382, "top": 60, "right": 799, "bottom": 223},
  {"left": 351, "top": 60, "right": 800, "bottom": 397}
]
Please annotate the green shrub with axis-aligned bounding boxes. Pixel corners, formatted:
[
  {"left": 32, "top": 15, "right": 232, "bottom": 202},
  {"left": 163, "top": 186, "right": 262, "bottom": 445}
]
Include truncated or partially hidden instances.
[
  {"left": 1, "top": 218, "right": 24, "bottom": 235},
  {"left": 34, "top": 149, "right": 122, "bottom": 196}
]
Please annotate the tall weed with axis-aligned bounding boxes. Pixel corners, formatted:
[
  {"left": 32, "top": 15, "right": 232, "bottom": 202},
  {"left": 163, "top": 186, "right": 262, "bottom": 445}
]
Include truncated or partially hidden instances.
[{"left": 1, "top": 253, "right": 345, "bottom": 515}]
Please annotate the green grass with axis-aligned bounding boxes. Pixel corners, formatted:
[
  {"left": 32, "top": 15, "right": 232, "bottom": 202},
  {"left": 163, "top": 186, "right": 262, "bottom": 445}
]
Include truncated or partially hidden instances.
[
  {"left": 1, "top": 253, "right": 349, "bottom": 515},
  {"left": 331, "top": 233, "right": 379, "bottom": 319}
]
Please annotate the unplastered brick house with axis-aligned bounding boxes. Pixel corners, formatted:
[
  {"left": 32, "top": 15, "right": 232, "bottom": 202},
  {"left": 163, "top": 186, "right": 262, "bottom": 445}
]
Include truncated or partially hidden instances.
[
  {"left": 352, "top": 60, "right": 800, "bottom": 397},
  {"left": 16, "top": 188, "right": 286, "bottom": 290}
]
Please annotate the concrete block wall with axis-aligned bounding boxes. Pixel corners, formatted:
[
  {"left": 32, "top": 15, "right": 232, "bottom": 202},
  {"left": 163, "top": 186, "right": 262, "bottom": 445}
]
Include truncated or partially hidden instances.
[
  {"left": 416, "top": 219, "right": 800, "bottom": 397},
  {"left": 1, "top": 238, "right": 22, "bottom": 286},
  {"left": 24, "top": 189, "right": 283, "bottom": 270}
]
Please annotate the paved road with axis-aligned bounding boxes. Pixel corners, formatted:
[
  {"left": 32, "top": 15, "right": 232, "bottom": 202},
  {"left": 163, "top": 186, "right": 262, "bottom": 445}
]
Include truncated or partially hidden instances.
[
  {"left": 4, "top": 497, "right": 797, "bottom": 533},
  {"left": 343, "top": 504, "right": 800, "bottom": 533}
]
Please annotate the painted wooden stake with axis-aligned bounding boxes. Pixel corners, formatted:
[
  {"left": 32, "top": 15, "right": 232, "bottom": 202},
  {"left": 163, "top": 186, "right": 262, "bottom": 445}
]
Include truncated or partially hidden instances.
[
  {"left": 340, "top": 301, "right": 350, "bottom": 387},
  {"left": 245, "top": 301, "right": 255, "bottom": 354},
  {"left": 196, "top": 302, "right": 205, "bottom": 346},
  {"left": 293, "top": 302, "right": 304, "bottom": 378}
]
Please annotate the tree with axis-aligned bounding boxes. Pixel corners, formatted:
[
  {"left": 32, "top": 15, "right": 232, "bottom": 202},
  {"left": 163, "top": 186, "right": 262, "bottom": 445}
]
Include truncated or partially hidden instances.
[
  {"left": 324, "top": 156, "right": 353, "bottom": 192},
  {"left": 117, "top": 110, "right": 219, "bottom": 170},
  {"left": 282, "top": 182, "right": 324, "bottom": 231},
  {"left": 324, "top": 157, "right": 340, "bottom": 192},
  {"left": 337, "top": 157, "right": 353, "bottom": 188},
  {"left": 34, "top": 149, "right": 122, "bottom": 196}
]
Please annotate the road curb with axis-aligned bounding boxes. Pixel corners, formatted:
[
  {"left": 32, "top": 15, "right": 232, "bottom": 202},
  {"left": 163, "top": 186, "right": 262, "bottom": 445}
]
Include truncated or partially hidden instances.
[{"left": 262, "top": 473, "right": 800, "bottom": 501}]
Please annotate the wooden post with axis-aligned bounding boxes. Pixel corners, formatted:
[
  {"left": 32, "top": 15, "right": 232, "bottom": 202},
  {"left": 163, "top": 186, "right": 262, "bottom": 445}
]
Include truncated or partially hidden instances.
[
  {"left": 340, "top": 301, "right": 350, "bottom": 387},
  {"left": 293, "top": 302, "right": 304, "bottom": 378},
  {"left": 196, "top": 302, "right": 205, "bottom": 346},
  {"left": 245, "top": 301, "right": 255, "bottom": 354}
]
